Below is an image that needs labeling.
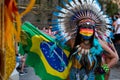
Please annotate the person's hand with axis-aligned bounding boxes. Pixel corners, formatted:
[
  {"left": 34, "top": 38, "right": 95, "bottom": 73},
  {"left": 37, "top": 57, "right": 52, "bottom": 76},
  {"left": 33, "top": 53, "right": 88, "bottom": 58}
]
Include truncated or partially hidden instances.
[
  {"left": 95, "top": 66, "right": 106, "bottom": 74},
  {"left": 95, "top": 64, "right": 109, "bottom": 74}
]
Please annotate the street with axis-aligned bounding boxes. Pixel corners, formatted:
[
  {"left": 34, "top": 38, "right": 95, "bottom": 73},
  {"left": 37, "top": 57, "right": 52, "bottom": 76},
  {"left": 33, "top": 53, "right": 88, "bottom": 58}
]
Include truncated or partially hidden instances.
[
  {"left": 109, "top": 61, "right": 120, "bottom": 80},
  {"left": 19, "top": 61, "right": 120, "bottom": 80},
  {"left": 19, "top": 67, "right": 40, "bottom": 80}
]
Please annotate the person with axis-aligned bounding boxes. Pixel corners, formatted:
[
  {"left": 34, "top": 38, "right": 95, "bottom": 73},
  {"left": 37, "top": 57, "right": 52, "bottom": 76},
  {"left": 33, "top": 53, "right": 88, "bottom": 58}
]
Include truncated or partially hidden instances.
[
  {"left": 97, "top": 37, "right": 119, "bottom": 80},
  {"left": 16, "top": 44, "right": 27, "bottom": 76},
  {"left": 66, "top": 22, "right": 119, "bottom": 80},
  {"left": 112, "top": 13, "right": 120, "bottom": 60},
  {"left": 19, "top": 0, "right": 119, "bottom": 80},
  {"left": 113, "top": 14, "right": 120, "bottom": 44},
  {"left": 42, "top": 26, "right": 56, "bottom": 36},
  {"left": 49, "top": 0, "right": 118, "bottom": 80},
  {"left": 16, "top": 53, "right": 26, "bottom": 75},
  {"left": 94, "top": 23, "right": 119, "bottom": 80}
]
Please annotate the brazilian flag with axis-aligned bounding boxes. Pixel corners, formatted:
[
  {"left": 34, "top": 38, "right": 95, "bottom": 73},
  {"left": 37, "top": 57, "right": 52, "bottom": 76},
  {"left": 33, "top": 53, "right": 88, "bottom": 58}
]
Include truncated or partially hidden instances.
[{"left": 19, "top": 22, "right": 72, "bottom": 80}]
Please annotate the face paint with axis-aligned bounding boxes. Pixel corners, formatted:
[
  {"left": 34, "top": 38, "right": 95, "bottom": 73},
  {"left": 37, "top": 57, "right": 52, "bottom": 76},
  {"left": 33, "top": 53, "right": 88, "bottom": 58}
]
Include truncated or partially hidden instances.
[{"left": 79, "top": 28, "right": 94, "bottom": 40}]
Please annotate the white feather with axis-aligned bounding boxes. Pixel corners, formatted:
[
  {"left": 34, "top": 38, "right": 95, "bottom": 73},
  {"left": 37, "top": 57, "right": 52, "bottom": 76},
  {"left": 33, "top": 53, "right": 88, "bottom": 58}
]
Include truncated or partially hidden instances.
[
  {"left": 74, "top": 0, "right": 80, "bottom": 5},
  {"left": 81, "top": 0, "right": 85, "bottom": 4},
  {"left": 61, "top": 8, "right": 70, "bottom": 14},
  {"left": 52, "top": 0, "right": 112, "bottom": 45},
  {"left": 58, "top": 13, "right": 66, "bottom": 17},
  {"left": 69, "top": 0, "right": 77, "bottom": 8}
]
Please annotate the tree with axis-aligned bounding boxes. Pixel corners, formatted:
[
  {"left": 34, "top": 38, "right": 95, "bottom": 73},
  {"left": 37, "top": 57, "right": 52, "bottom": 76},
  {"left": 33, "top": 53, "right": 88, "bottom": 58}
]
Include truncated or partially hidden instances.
[
  {"left": 106, "top": 1, "right": 119, "bottom": 17},
  {"left": 98, "top": 0, "right": 119, "bottom": 17}
]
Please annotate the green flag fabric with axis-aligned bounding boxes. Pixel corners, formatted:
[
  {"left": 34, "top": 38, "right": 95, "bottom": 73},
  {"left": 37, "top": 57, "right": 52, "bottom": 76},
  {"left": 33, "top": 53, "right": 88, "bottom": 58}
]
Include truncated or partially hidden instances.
[{"left": 19, "top": 22, "right": 72, "bottom": 80}]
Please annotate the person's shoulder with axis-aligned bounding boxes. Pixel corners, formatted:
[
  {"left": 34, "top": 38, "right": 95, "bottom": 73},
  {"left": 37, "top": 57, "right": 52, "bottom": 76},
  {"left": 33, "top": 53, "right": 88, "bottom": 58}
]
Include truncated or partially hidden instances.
[
  {"left": 117, "top": 18, "right": 120, "bottom": 20},
  {"left": 116, "top": 19, "right": 120, "bottom": 25},
  {"left": 112, "top": 21, "right": 117, "bottom": 26}
]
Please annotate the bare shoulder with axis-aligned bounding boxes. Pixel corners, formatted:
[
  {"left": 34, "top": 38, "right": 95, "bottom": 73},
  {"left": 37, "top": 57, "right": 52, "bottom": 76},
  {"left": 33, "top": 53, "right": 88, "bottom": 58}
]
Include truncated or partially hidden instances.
[{"left": 66, "top": 38, "right": 75, "bottom": 49}]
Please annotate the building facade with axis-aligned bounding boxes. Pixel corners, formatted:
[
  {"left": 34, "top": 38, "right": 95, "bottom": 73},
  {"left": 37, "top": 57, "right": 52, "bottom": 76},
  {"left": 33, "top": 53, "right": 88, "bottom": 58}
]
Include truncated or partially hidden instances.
[
  {"left": 17, "top": 0, "right": 120, "bottom": 29},
  {"left": 17, "top": 0, "right": 60, "bottom": 29}
]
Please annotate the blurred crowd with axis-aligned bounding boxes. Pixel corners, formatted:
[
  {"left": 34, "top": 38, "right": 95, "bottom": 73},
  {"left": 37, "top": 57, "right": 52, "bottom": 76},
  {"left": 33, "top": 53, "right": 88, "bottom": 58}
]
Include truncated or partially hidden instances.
[
  {"left": 112, "top": 13, "right": 120, "bottom": 45},
  {"left": 111, "top": 12, "right": 120, "bottom": 58}
]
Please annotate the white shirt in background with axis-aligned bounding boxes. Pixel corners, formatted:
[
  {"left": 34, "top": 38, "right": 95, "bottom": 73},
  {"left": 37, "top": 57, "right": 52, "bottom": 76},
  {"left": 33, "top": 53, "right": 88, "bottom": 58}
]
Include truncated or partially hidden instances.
[{"left": 115, "top": 18, "right": 120, "bottom": 34}]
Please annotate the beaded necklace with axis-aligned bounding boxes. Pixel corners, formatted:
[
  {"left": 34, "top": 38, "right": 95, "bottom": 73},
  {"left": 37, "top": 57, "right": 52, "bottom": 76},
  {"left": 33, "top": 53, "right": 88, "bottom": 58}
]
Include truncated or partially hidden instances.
[{"left": 73, "top": 38, "right": 103, "bottom": 80}]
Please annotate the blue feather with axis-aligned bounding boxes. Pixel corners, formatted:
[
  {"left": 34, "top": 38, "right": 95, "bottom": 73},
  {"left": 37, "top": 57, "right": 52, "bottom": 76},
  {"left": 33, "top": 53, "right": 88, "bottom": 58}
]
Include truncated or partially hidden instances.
[
  {"left": 56, "top": 6, "right": 62, "bottom": 11},
  {"left": 53, "top": 12, "right": 59, "bottom": 16},
  {"left": 52, "top": 19, "right": 59, "bottom": 22},
  {"left": 55, "top": 35, "right": 64, "bottom": 41},
  {"left": 110, "top": 32, "right": 114, "bottom": 39},
  {"left": 78, "top": 54, "right": 82, "bottom": 62},
  {"left": 52, "top": 27, "right": 60, "bottom": 31},
  {"left": 68, "top": 0, "right": 72, "bottom": 2},
  {"left": 53, "top": 12, "right": 65, "bottom": 17},
  {"left": 87, "top": 54, "right": 92, "bottom": 67},
  {"left": 61, "top": 0, "right": 67, "bottom": 7},
  {"left": 56, "top": 6, "right": 70, "bottom": 14},
  {"left": 61, "top": 0, "right": 72, "bottom": 10},
  {"left": 92, "top": 56, "right": 97, "bottom": 70},
  {"left": 68, "top": 0, "right": 77, "bottom": 8},
  {"left": 90, "top": 38, "right": 103, "bottom": 55}
]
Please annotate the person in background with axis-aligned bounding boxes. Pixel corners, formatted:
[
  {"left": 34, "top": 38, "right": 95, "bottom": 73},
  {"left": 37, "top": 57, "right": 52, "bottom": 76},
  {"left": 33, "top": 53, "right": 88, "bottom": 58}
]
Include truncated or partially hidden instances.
[
  {"left": 16, "top": 53, "right": 26, "bottom": 75},
  {"left": 42, "top": 26, "right": 56, "bottom": 36},
  {"left": 97, "top": 37, "right": 119, "bottom": 80},
  {"left": 16, "top": 44, "right": 27, "bottom": 76},
  {"left": 113, "top": 13, "right": 120, "bottom": 44}
]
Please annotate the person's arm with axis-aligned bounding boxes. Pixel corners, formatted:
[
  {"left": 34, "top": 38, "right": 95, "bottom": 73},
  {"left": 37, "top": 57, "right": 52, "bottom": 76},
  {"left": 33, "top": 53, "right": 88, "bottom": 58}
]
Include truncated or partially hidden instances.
[
  {"left": 98, "top": 38, "right": 119, "bottom": 68},
  {"left": 112, "top": 20, "right": 116, "bottom": 27},
  {"left": 66, "top": 38, "right": 75, "bottom": 49}
]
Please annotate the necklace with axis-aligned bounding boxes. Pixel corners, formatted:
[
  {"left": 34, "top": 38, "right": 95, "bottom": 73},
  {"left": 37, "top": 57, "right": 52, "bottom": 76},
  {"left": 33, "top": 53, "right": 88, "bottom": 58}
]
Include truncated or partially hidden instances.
[
  {"left": 76, "top": 45, "right": 90, "bottom": 55},
  {"left": 73, "top": 38, "right": 103, "bottom": 80}
]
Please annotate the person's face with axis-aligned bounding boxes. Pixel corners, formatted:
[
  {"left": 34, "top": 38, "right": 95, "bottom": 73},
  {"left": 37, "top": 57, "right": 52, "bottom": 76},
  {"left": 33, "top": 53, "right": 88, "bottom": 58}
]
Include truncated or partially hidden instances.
[{"left": 79, "top": 25, "right": 94, "bottom": 40}]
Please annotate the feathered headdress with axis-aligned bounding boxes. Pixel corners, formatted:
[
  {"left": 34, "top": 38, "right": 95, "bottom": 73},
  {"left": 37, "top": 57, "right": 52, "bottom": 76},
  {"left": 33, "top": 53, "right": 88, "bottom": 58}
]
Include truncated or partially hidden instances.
[{"left": 52, "top": 0, "right": 114, "bottom": 46}]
